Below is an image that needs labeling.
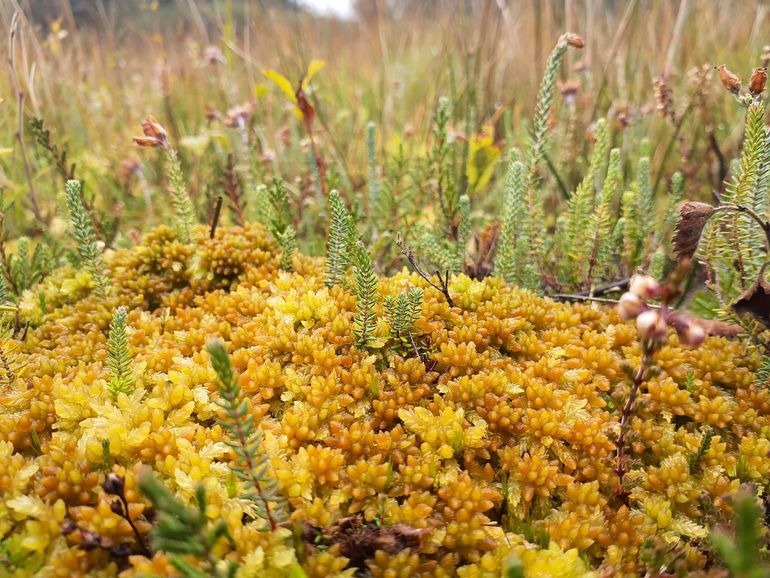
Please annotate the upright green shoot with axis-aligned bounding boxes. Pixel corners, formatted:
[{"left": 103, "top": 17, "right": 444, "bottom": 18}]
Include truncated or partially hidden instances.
[
  {"left": 266, "top": 180, "right": 297, "bottom": 271},
  {"left": 456, "top": 194, "right": 471, "bottom": 273},
  {"left": 107, "top": 306, "right": 134, "bottom": 400},
  {"left": 165, "top": 149, "right": 197, "bottom": 244},
  {"left": 703, "top": 100, "right": 768, "bottom": 305},
  {"left": 206, "top": 340, "right": 287, "bottom": 530},
  {"left": 524, "top": 33, "right": 584, "bottom": 267},
  {"left": 352, "top": 241, "right": 378, "bottom": 348},
  {"left": 325, "top": 190, "right": 354, "bottom": 287},
  {"left": 366, "top": 121, "right": 380, "bottom": 215},
  {"left": 711, "top": 492, "right": 770, "bottom": 578},
  {"left": 496, "top": 157, "right": 527, "bottom": 285},
  {"left": 64, "top": 179, "right": 109, "bottom": 297},
  {"left": 434, "top": 97, "right": 457, "bottom": 230},
  {"left": 384, "top": 287, "right": 423, "bottom": 353}
]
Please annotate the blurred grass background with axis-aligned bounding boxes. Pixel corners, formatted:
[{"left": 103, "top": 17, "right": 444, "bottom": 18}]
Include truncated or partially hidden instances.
[{"left": 0, "top": 0, "right": 767, "bottom": 245}]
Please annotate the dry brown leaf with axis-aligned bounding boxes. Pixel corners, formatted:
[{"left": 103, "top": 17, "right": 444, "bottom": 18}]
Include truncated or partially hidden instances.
[
  {"left": 732, "top": 273, "right": 770, "bottom": 329},
  {"left": 465, "top": 221, "right": 501, "bottom": 280},
  {"left": 672, "top": 201, "right": 717, "bottom": 261}
]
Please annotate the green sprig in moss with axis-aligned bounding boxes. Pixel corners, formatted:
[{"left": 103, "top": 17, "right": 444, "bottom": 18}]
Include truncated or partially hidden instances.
[{"left": 64, "top": 179, "right": 109, "bottom": 297}]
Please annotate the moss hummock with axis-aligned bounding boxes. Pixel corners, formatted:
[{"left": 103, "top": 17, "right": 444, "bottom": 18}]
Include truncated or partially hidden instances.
[{"left": 0, "top": 225, "right": 763, "bottom": 577}]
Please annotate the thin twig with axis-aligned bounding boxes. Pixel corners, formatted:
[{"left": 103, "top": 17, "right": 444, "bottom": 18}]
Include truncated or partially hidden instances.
[
  {"left": 707, "top": 128, "right": 727, "bottom": 200},
  {"left": 652, "top": 99, "right": 695, "bottom": 197},
  {"left": 396, "top": 235, "right": 454, "bottom": 307},
  {"left": 8, "top": 11, "right": 44, "bottom": 225},
  {"left": 116, "top": 494, "right": 152, "bottom": 557},
  {"left": 552, "top": 294, "right": 623, "bottom": 305},
  {"left": 590, "top": 0, "right": 639, "bottom": 120},
  {"left": 209, "top": 196, "right": 223, "bottom": 239},
  {"left": 586, "top": 278, "right": 630, "bottom": 298},
  {"left": 552, "top": 292, "right": 661, "bottom": 309},
  {"left": 409, "top": 333, "right": 420, "bottom": 358},
  {"left": 615, "top": 348, "right": 652, "bottom": 506}
]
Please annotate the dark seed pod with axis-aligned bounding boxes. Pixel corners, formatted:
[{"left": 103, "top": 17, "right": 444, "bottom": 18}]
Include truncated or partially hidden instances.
[
  {"left": 103, "top": 473, "right": 126, "bottom": 496},
  {"left": 750, "top": 67, "right": 768, "bottom": 96},
  {"left": 716, "top": 64, "right": 741, "bottom": 95}
]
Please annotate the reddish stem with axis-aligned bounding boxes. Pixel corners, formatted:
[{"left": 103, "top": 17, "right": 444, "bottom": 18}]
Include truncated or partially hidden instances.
[
  {"left": 615, "top": 346, "right": 653, "bottom": 505},
  {"left": 305, "top": 119, "right": 326, "bottom": 196}
]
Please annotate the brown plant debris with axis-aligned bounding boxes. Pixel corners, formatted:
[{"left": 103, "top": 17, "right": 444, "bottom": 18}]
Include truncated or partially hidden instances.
[
  {"left": 672, "top": 201, "right": 717, "bottom": 261},
  {"left": 732, "top": 270, "right": 770, "bottom": 328}
]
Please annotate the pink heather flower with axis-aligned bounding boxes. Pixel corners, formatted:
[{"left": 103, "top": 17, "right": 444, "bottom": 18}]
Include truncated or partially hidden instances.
[
  {"left": 677, "top": 320, "right": 706, "bottom": 347},
  {"left": 629, "top": 275, "right": 661, "bottom": 300},
  {"left": 618, "top": 292, "right": 645, "bottom": 321},
  {"left": 636, "top": 310, "right": 666, "bottom": 341}
]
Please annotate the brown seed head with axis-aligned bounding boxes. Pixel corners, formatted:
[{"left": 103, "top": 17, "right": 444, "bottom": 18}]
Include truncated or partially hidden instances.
[
  {"left": 564, "top": 32, "right": 586, "bottom": 48},
  {"left": 133, "top": 115, "right": 168, "bottom": 148},
  {"left": 653, "top": 77, "right": 676, "bottom": 122},
  {"left": 716, "top": 64, "right": 741, "bottom": 95},
  {"left": 142, "top": 116, "right": 166, "bottom": 140},
  {"left": 565, "top": 33, "right": 584, "bottom": 49},
  {"left": 750, "top": 67, "right": 768, "bottom": 96}
]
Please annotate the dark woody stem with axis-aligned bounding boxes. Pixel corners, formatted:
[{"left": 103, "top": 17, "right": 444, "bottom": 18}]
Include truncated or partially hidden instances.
[
  {"left": 615, "top": 344, "right": 654, "bottom": 506},
  {"left": 115, "top": 494, "right": 151, "bottom": 557}
]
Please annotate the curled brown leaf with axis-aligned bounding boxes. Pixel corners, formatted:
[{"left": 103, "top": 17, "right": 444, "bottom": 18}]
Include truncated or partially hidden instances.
[
  {"left": 672, "top": 201, "right": 717, "bottom": 261},
  {"left": 133, "top": 115, "right": 168, "bottom": 149},
  {"left": 733, "top": 271, "right": 770, "bottom": 329}
]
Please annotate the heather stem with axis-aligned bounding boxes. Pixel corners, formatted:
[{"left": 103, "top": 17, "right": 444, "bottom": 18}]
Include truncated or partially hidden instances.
[
  {"left": 615, "top": 346, "right": 653, "bottom": 505},
  {"left": 118, "top": 494, "right": 152, "bottom": 557}
]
